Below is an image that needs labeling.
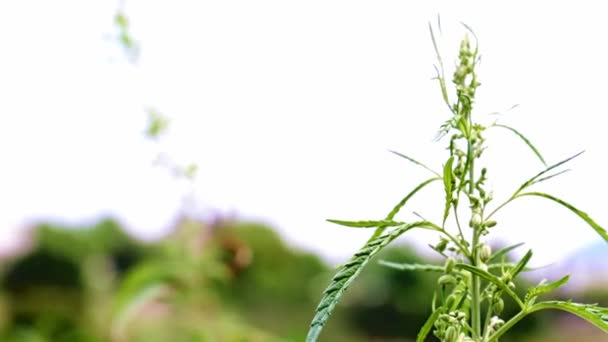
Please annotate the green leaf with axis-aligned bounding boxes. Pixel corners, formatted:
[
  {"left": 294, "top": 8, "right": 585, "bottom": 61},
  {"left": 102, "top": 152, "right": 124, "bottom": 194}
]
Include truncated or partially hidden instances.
[
  {"left": 534, "top": 169, "right": 570, "bottom": 184},
  {"left": 525, "top": 275, "right": 570, "bottom": 305},
  {"left": 456, "top": 263, "right": 524, "bottom": 309},
  {"left": 442, "top": 157, "right": 454, "bottom": 226},
  {"left": 386, "top": 177, "right": 441, "bottom": 221},
  {"left": 516, "top": 151, "right": 584, "bottom": 194},
  {"left": 416, "top": 307, "right": 445, "bottom": 342},
  {"left": 326, "top": 219, "right": 406, "bottom": 228},
  {"left": 111, "top": 283, "right": 167, "bottom": 339},
  {"left": 114, "top": 12, "right": 129, "bottom": 29},
  {"left": 369, "top": 177, "right": 440, "bottom": 241},
  {"left": 517, "top": 192, "right": 608, "bottom": 242},
  {"left": 306, "top": 222, "right": 424, "bottom": 341},
  {"left": 113, "top": 261, "right": 178, "bottom": 315},
  {"left": 381, "top": 260, "right": 522, "bottom": 273},
  {"left": 146, "top": 108, "right": 169, "bottom": 138},
  {"left": 389, "top": 150, "right": 441, "bottom": 177},
  {"left": 491, "top": 124, "right": 546, "bottom": 166},
  {"left": 529, "top": 301, "right": 608, "bottom": 333},
  {"left": 378, "top": 261, "right": 444, "bottom": 272},
  {"left": 429, "top": 23, "right": 451, "bottom": 111},
  {"left": 489, "top": 301, "right": 608, "bottom": 341},
  {"left": 488, "top": 242, "right": 524, "bottom": 263},
  {"left": 510, "top": 249, "right": 533, "bottom": 279},
  {"left": 111, "top": 261, "right": 180, "bottom": 337}
]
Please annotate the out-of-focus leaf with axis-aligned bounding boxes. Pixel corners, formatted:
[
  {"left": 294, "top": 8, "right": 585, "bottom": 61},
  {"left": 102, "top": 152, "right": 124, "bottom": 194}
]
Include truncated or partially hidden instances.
[{"left": 306, "top": 221, "right": 428, "bottom": 341}]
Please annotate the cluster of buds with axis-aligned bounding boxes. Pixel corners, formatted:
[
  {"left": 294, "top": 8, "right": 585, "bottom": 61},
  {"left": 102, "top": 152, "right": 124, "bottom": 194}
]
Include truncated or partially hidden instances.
[
  {"left": 485, "top": 316, "right": 505, "bottom": 336},
  {"left": 452, "top": 35, "right": 480, "bottom": 112},
  {"left": 434, "top": 311, "right": 472, "bottom": 342}
]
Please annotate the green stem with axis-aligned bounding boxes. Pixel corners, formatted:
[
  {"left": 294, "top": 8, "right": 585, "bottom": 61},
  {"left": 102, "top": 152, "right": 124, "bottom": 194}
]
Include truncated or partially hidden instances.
[
  {"left": 467, "top": 136, "right": 482, "bottom": 341},
  {"left": 487, "top": 309, "right": 529, "bottom": 342},
  {"left": 485, "top": 196, "right": 515, "bottom": 221},
  {"left": 471, "top": 232, "right": 481, "bottom": 340},
  {"left": 453, "top": 206, "right": 465, "bottom": 241},
  {"left": 482, "top": 299, "right": 493, "bottom": 341}
]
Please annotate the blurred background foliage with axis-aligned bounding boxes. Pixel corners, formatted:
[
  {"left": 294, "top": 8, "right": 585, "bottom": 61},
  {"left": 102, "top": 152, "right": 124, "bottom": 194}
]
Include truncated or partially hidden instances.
[{"left": 0, "top": 217, "right": 605, "bottom": 341}]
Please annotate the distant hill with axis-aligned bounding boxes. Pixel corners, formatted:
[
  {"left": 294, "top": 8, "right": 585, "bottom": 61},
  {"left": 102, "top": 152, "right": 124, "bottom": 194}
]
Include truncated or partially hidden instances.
[{"left": 545, "top": 240, "right": 608, "bottom": 292}]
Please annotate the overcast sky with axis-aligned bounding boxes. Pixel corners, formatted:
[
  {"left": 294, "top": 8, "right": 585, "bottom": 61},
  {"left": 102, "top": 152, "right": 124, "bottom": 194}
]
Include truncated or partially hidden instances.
[{"left": 0, "top": 1, "right": 607, "bottom": 266}]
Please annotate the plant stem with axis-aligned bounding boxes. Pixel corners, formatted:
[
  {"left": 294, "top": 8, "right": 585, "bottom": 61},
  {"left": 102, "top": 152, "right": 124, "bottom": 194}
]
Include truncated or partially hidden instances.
[
  {"left": 487, "top": 309, "right": 529, "bottom": 342},
  {"left": 467, "top": 136, "right": 482, "bottom": 341}
]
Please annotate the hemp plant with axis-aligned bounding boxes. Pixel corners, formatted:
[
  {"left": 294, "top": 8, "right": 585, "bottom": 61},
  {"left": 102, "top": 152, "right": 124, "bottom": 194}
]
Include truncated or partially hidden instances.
[{"left": 306, "top": 23, "right": 608, "bottom": 342}]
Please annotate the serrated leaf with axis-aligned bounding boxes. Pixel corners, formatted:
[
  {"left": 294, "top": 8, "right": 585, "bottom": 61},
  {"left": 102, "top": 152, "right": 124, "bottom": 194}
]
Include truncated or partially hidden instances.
[
  {"left": 381, "top": 260, "right": 521, "bottom": 273},
  {"left": 442, "top": 156, "right": 454, "bottom": 226},
  {"left": 491, "top": 124, "right": 546, "bottom": 166},
  {"left": 389, "top": 150, "right": 441, "bottom": 177},
  {"left": 525, "top": 275, "right": 570, "bottom": 304},
  {"left": 529, "top": 301, "right": 608, "bottom": 333},
  {"left": 489, "top": 301, "right": 608, "bottom": 341},
  {"left": 416, "top": 307, "right": 445, "bottom": 342},
  {"left": 326, "top": 219, "right": 406, "bottom": 228},
  {"left": 517, "top": 192, "right": 608, "bottom": 242},
  {"left": 456, "top": 263, "right": 524, "bottom": 309},
  {"left": 306, "top": 222, "right": 425, "bottom": 341},
  {"left": 378, "top": 261, "right": 444, "bottom": 272},
  {"left": 488, "top": 242, "right": 524, "bottom": 263}
]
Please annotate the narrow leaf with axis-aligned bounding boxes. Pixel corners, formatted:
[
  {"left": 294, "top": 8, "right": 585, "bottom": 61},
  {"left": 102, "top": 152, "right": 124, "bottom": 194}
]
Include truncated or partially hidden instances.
[
  {"left": 378, "top": 261, "right": 444, "bottom": 272},
  {"left": 369, "top": 177, "right": 440, "bottom": 241},
  {"left": 456, "top": 263, "right": 524, "bottom": 309},
  {"left": 534, "top": 169, "right": 570, "bottom": 184},
  {"left": 442, "top": 157, "right": 454, "bottom": 225},
  {"left": 526, "top": 275, "right": 570, "bottom": 304},
  {"left": 306, "top": 222, "right": 423, "bottom": 341},
  {"left": 488, "top": 242, "right": 524, "bottom": 263},
  {"left": 389, "top": 150, "right": 441, "bottom": 177},
  {"left": 529, "top": 301, "right": 608, "bottom": 333},
  {"left": 417, "top": 307, "right": 445, "bottom": 342},
  {"left": 386, "top": 177, "right": 441, "bottom": 221},
  {"left": 510, "top": 249, "right": 533, "bottom": 279},
  {"left": 381, "top": 261, "right": 519, "bottom": 273},
  {"left": 327, "top": 219, "right": 406, "bottom": 228},
  {"left": 428, "top": 23, "right": 452, "bottom": 111},
  {"left": 516, "top": 151, "right": 584, "bottom": 194},
  {"left": 517, "top": 192, "right": 608, "bottom": 242},
  {"left": 492, "top": 124, "right": 546, "bottom": 166}
]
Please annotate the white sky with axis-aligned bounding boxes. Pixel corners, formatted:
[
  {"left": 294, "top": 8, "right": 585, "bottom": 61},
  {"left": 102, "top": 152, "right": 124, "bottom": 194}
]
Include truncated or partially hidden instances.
[{"left": 0, "top": 1, "right": 607, "bottom": 266}]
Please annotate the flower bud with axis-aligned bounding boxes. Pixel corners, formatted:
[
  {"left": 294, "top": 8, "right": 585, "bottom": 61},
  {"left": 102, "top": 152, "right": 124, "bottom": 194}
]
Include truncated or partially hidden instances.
[
  {"left": 438, "top": 275, "right": 457, "bottom": 286},
  {"left": 479, "top": 244, "right": 492, "bottom": 263},
  {"left": 492, "top": 298, "right": 504, "bottom": 314},
  {"left": 485, "top": 191, "right": 494, "bottom": 203},
  {"left": 445, "top": 257, "right": 456, "bottom": 273},
  {"left": 445, "top": 326, "right": 458, "bottom": 342},
  {"left": 490, "top": 316, "right": 505, "bottom": 329},
  {"left": 484, "top": 220, "right": 497, "bottom": 228},
  {"left": 469, "top": 213, "right": 482, "bottom": 228},
  {"left": 445, "top": 294, "right": 456, "bottom": 308}
]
